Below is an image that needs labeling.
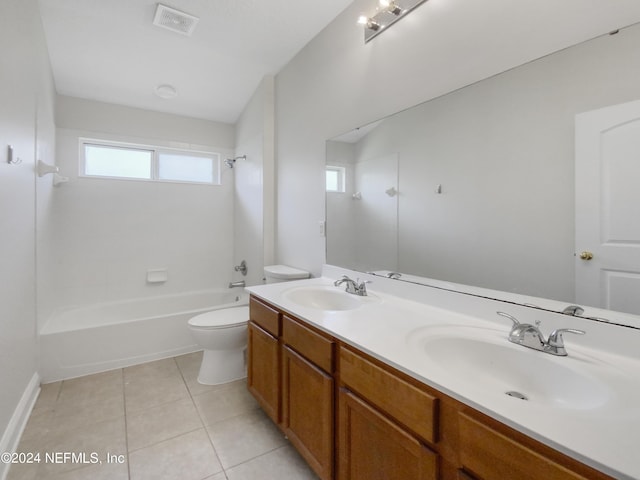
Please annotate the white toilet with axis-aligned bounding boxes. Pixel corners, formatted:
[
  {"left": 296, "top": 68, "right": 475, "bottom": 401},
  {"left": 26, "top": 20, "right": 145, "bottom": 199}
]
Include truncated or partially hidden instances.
[
  {"left": 187, "top": 265, "right": 309, "bottom": 385},
  {"left": 188, "top": 306, "right": 250, "bottom": 385},
  {"left": 263, "top": 264, "right": 310, "bottom": 284}
]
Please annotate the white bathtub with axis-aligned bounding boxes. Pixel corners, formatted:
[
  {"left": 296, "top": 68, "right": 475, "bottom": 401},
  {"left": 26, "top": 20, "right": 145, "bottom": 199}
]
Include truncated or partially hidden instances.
[{"left": 39, "top": 289, "right": 249, "bottom": 383}]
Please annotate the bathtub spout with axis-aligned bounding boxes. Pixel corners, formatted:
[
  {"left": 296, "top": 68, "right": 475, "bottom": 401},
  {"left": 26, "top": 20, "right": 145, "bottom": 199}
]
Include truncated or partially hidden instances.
[{"left": 228, "top": 280, "right": 246, "bottom": 289}]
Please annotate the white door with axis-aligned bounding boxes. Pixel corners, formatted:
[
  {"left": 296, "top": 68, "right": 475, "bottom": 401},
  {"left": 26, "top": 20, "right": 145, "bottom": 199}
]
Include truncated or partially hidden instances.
[{"left": 575, "top": 99, "right": 640, "bottom": 315}]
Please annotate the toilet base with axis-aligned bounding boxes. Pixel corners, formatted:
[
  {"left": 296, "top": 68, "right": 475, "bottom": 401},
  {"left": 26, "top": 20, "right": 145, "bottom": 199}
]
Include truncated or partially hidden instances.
[{"left": 197, "top": 348, "right": 246, "bottom": 385}]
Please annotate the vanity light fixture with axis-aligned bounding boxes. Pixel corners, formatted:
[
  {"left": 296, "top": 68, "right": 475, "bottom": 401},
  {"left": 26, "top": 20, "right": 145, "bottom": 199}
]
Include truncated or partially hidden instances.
[
  {"left": 357, "top": 16, "right": 381, "bottom": 31},
  {"left": 380, "top": 0, "right": 403, "bottom": 16},
  {"left": 359, "top": 0, "right": 427, "bottom": 43}
]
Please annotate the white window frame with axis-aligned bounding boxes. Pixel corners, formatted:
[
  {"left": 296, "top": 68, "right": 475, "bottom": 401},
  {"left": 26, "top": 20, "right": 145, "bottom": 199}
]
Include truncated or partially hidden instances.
[
  {"left": 326, "top": 165, "right": 346, "bottom": 193},
  {"left": 79, "top": 138, "right": 221, "bottom": 185}
]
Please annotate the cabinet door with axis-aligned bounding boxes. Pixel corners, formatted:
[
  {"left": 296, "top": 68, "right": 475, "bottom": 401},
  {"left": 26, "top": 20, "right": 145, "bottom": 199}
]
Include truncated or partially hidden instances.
[
  {"left": 282, "top": 346, "right": 333, "bottom": 480},
  {"left": 247, "top": 322, "right": 280, "bottom": 423},
  {"left": 459, "top": 413, "right": 593, "bottom": 480},
  {"left": 338, "top": 389, "right": 438, "bottom": 480}
]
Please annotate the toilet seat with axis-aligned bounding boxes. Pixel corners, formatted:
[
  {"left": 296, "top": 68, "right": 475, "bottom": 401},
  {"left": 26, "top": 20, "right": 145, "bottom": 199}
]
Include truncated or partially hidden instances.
[{"left": 188, "top": 306, "right": 249, "bottom": 330}]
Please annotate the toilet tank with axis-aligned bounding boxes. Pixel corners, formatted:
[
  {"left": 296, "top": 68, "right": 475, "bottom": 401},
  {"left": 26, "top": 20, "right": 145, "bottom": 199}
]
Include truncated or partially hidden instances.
[{"left": 264, "top": 265, "right": 310, "bottom": 284}]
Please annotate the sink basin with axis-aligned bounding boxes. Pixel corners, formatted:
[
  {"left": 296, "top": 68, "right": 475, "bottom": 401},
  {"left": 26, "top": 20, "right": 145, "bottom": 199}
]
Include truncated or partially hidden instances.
[
  {"left": 282, "top": 286, "right": 377, "bottom": 311},
  {"left": 410, "top": 326, "right": 612, "bottom": 410}
]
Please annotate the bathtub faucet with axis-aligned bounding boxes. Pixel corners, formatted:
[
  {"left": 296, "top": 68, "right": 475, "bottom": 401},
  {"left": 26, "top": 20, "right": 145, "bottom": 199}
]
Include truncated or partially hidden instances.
[{"left": 229, "top": 280, "right": 246, "bottom": 289}]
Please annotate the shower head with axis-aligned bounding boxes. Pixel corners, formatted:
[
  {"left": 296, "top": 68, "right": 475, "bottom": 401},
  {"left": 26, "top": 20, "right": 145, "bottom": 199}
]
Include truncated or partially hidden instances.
[{"left": 224, "top": 155, "right": 246, "bottom": 168}]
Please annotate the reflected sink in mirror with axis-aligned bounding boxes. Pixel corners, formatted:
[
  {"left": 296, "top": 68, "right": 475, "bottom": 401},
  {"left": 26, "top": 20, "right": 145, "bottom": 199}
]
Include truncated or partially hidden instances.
[
  {"left": 282, "top": 286, "right": 379, "bottom": 311},
  {"left": 409, "top": 326, "right": 613, "bottom": 410}
]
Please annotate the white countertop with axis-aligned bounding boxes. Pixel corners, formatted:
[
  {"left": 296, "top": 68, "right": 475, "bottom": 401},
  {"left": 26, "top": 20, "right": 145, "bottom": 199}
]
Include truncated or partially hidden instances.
[{"left": 247, "top": 266, "right": 640, "bottom": 480}]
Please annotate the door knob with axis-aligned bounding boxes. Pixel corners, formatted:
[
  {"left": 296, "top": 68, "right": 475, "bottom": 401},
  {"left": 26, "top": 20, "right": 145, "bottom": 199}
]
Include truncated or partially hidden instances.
[{"left": 579, "top": 251, "right": 594, "bottom": 260}]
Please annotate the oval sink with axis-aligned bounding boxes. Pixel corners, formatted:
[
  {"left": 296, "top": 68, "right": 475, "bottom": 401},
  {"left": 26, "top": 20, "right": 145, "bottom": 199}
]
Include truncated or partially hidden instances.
[
  {"left": 282, "top": 286, "right": 377, "bottom": 311},
  {"left": 409, "top": 326, "right": 612, "bottom": 410}
]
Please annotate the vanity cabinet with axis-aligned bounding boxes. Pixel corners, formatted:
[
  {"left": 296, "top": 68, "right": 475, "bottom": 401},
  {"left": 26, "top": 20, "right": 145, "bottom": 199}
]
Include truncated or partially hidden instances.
[
  {"left": 457, "top": 412, "right": 599, "bottom": 480},
  {"left": 247, "top": 295, "right": 614, "bottom": 480},
  {"left": 282, "top": 315, "right": 334, "bottom": 480},
  {"left": 338, "top": 345, "right": 438, "bottom": 480},
  {"left": 247, "top": 296, "right": 335, "bottom": 480},
  {"left": 338, "top": 388, "right": 438, "bottom": 480},
  {"left": 247, "top": 298, "right": 281, "bottom": 423}
]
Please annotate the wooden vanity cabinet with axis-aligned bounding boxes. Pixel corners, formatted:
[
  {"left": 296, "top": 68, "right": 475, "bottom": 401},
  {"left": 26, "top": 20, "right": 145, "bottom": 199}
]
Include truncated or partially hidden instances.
[
  {"left": 247, "top": 298, "right": 281, "bottom": 423},
  {"left": 338, "top": 345, "right": 439, "bottom": 480},
  {"left": 247, "top": 296, "right": 615, "bottom": 480},
  {"left": 457, "top": 411, "right": 610, "bottom": 480},
  {"left": 282, "top": 315, "right": 335, "bottom": 480},
  {"left": 247, "top": 296, "right": 335, "bottom": 480},
  {"left": 338, "top": 388, "right": 438, "bottom": 480}
]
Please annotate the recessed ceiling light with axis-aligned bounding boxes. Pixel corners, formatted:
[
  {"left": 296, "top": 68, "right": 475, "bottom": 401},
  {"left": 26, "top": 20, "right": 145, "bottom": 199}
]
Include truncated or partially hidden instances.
[{"left": 155, "top": 84, "right": 178, "bottom": 99}]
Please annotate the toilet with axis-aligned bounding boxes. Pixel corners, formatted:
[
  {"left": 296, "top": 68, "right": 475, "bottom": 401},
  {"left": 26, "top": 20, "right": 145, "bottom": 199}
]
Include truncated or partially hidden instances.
[
  {"left": 188, "top": 306, "right": 250, "bottom": 385},
  {"left": 187, "top": 265, "right": 309, "bottom": 385},
  {"left": 263, "top": 264, "right": 310, "bottom": 284}
]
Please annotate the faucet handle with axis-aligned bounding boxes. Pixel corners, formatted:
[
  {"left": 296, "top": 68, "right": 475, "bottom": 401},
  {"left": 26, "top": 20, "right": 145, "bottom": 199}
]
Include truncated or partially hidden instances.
[
  {"left": 547, "top": 328, "right": 586, "bottom": 347},
  {"left": 562, "top": 305, "right": 585, "bottom": 316},
  {"left": 355, "top": 278, "right": 370, "bottom": 296},
  {"left": 497, "top": 311, "right": 520, "bottom": 328}
]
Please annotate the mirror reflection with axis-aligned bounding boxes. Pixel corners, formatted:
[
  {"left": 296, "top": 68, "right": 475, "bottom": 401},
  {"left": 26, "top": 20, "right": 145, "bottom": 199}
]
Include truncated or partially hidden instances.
[{"left": 326, "top": 22, "right": 640, "bottom": 320}]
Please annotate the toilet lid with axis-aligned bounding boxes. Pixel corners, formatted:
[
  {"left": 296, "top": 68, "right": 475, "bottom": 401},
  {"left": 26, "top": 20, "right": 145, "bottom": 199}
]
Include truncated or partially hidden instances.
[
  {"left": 188, "top": 306, "right": 249, "bottom": 329},
  {"left": 264, "top": 264, "right": 310, "bottom": 280}
]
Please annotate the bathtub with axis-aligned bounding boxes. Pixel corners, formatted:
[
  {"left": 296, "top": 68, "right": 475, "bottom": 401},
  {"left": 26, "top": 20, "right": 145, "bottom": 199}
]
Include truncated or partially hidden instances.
[{"left": 39, "top": 289, "right": 248, "bottom": 383}]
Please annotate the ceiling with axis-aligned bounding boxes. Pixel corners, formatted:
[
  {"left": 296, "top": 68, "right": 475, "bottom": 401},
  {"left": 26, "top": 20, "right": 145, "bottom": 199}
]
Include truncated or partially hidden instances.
[
  {"left": 38, "top": 0, "right": 352, "bottom": 124},
  {"left": 39, "top": 0, "right": 640, "bottom": 125}
]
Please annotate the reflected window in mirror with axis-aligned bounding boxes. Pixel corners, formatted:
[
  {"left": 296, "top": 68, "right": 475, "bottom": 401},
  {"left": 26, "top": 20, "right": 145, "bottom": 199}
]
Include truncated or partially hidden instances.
[{"left": 326, "top": 165, "right": 346, "bottom": 193}]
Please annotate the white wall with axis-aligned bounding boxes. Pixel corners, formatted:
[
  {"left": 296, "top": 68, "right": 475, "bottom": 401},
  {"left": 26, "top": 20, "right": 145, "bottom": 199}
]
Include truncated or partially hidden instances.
[
  {"left": 0, "top": 0, "right": 55, "bottom": 467},
  {"left": 233, "top": 76, "right": 276, "bottom": 285},
  {"left": 275, "top": 0, "right": 640, "bottom": 297},
  {"left": 39, "top": 97, "right": 236, "bottom": 317}
]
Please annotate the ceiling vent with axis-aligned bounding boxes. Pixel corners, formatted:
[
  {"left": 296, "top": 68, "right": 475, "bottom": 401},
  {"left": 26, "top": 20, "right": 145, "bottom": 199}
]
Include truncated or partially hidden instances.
[{"left": 153, "top": 4, "right": 199, "bottom": 36}]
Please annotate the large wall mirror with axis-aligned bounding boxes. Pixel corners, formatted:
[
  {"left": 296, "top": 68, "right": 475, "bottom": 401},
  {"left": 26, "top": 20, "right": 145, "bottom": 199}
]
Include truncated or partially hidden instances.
[{"left": 326, "top": 22, "right": 640, "bottom": 326}]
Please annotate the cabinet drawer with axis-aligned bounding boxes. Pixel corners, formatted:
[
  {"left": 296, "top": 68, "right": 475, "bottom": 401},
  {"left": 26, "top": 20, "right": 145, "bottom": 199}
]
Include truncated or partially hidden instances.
[
  {"left": 459, "top": 413, "right": 589, "bottom": 480},
  {"left": 282, "top": 315, "right": 334, "bottom": 373},
  {"left": 339, "top": 346, "right": 438, "bottom": 444},
  {"left": 250, "top": 296, "right": 281, "bottom": 337}
]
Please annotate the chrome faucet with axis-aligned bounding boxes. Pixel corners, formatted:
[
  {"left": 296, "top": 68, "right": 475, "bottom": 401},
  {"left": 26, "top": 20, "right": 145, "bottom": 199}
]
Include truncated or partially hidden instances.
[
  {"left": 560, "top": 304, "right": 612, "bottom": 324},
  {"left": 497, "top": 311, "right": 585, "bottom": 356},
  {"left": 562, "top": 305, "right": 585, "bottom": 316},
  {"left": 229, "top": 280, "right": 246, "bottom": 288},
  {"left": 334, "top": 275, "right": 369, "bottom": 296}
]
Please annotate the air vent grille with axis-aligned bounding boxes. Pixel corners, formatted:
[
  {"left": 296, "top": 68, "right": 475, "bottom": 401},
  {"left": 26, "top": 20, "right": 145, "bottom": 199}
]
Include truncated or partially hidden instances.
[{"left": 153, "top": 4, "right": 199, "bottom": 36}]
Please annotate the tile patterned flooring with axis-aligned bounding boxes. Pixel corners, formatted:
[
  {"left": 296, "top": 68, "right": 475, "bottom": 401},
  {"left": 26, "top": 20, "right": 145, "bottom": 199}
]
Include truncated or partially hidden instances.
[{"left": 8, "top": 352, "right": 318, "bottom": 480}]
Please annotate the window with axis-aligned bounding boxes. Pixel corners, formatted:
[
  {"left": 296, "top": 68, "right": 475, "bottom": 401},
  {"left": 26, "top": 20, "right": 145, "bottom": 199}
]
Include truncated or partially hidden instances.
[
  {"left": 80, "top": 139, "right": 220, "bottom": 185},
  {"left": 84, "top": 144, "right": 153, "bottom": 179},
  {"left": 158, "top": 152, "right": 215, "bottom": 183},
  {"left": 326, "top": 166, "right": 345, "bottom": 193}
]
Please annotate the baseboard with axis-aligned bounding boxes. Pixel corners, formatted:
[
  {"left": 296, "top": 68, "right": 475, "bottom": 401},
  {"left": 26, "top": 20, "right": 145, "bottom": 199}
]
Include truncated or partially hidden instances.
[
  {"left": 40, "top": 344, "right": 200, "bottom": 383},
  {"left": 0, "top": 372, "right": 40, "bottom": 480}
]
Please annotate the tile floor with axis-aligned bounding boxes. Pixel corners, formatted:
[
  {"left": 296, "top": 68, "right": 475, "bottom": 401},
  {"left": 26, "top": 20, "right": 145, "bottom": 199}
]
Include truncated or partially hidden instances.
[{"left": 7, "top": 352, "right": 319, "bottom": 480}]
